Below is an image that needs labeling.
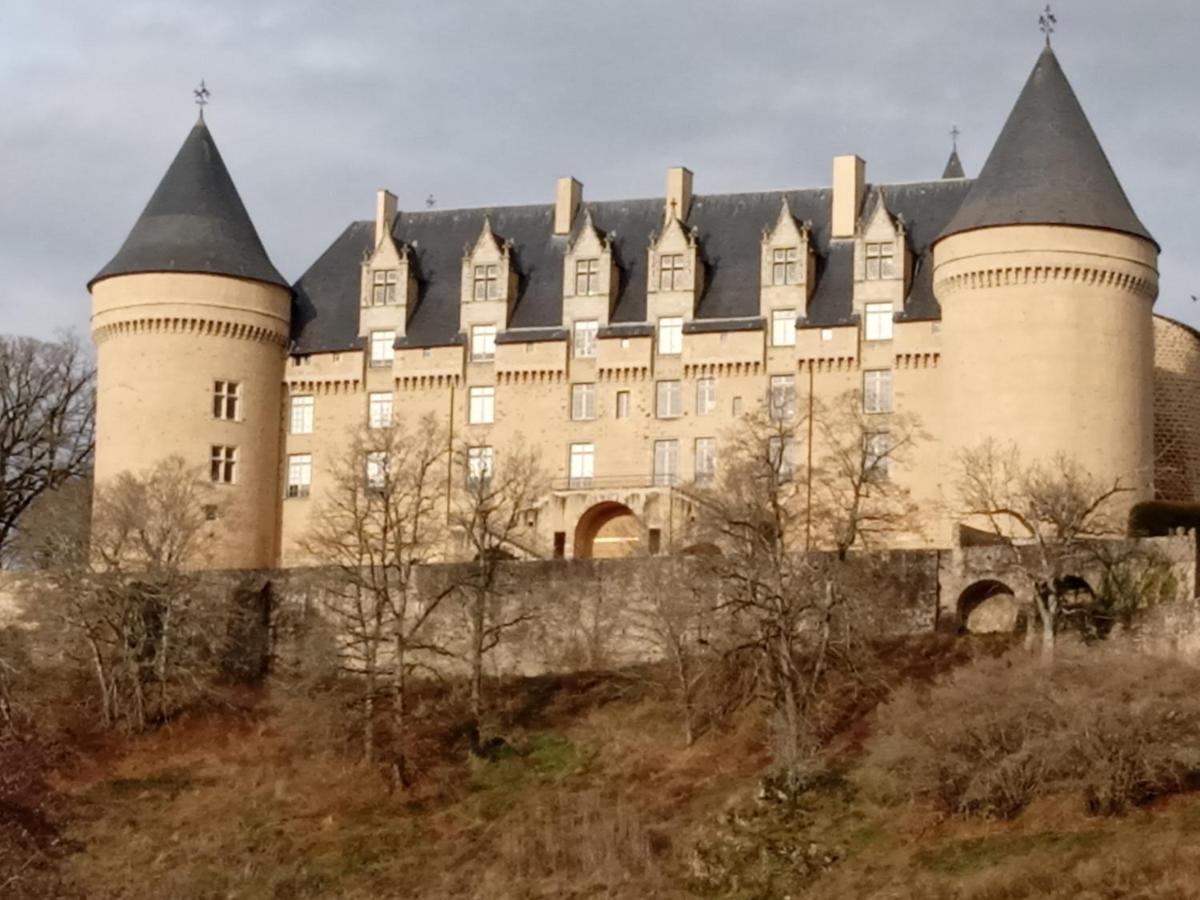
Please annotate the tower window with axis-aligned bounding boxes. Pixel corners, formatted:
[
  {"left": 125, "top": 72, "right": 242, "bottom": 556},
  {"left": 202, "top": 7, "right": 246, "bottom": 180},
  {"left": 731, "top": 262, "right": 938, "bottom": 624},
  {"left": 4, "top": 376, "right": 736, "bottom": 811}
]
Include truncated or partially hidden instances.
[
  {"left": 694, "top": 437, "right": 716, "bottom": 484},
  {"left": 368, "top": 392, "right": 393, "bottom": 429},
  {"left": 696, "top": 377, "right": 716, "bottom": 416},
  {"left": 569, "top": 442, "right": 595, "bottom": 488},
  {"left": 473, "top": 264, "right": 500, "bottom": 301},
  {"left": 653, "top": 439, "right": 679, "bottom": 486},
  {"left": 372, "top": 269, "right": 399, "bottom": 305},
  {"left": 290, "top": 395, "right": 314, "bottom": 434},
  {"left": 287, "top": 453, "right": 312, "bottom": 498},
  {"left": 615, "top": 390, "right": 631, "bottom": 419},
  {"left": 466, "top": 446, "right": 494, "bottom": 487},
  {"left": 865, "top": 431, "right": 892, "bottom": 480},
  {"left": 863, "top": 369, "right": 893, "bottom": 414},
  {"left": 575, "top": 258, "right": 599, "bottom": 295},
  {"left": 657, "top": 317, "right": 683, "bottom": 356},
  {"left": 366, "top": 451, "right": 387, "bottom": 490},
  {"left": 571, "top": 383, "right": 597, "bottom": 421},
  {"left": 658, "top": 254, "right": 685, "bottom": 291},
  {"left": 468, "top": 386, "right": 495, "bottom": 424},
  {"left": 213, "top": 380, "right": 240, "bottom": 421},
  {"left": 865, "top": 242, "right": 896, "bottom": 280},
  {"left": 772, "top": 247, "right": 800, "bottom": 285},
  {"left": 573, "top": 320, "right": 598, "bottom": 358},
  {"left": 864, "top": 303, "right": 894, "bottom": 341},
  {"left": 769, "top": 375, "right": 796, "bottom": 420},
  {"left": 370, "top": 330, "right": 395, "bottom": 366},
  {"left": 771, "top": 309, "right": 797, "bottom": 347},
  {"left": 471, "top": 325, "right": 497, "bottom": 362},
  {"left": 210, "top": 445, "right": 237, "bottom": 484},
  {"left": 656, "top": 380, "right": 682, "bottom": 418}
]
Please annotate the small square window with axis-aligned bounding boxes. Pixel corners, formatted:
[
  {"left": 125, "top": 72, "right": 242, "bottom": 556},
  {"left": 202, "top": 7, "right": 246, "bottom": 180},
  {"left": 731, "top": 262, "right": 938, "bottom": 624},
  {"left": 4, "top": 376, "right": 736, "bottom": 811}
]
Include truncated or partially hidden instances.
[
  {"left": 658, "top": 254, "right": 685, "bottom": 291},
  {"left": 864, "top": 241, "right": 896, "bottom": 280},
  {"left": 472, "top": 264, "right": 500, "bottom": 301},
  {"left": 371, "top": 269, "right": 399, "bottom": 305},
  {"left": 771, "top": 247, "right": 800, "bottom": 286},
  {"left": 820, "top": 328, "right": 834, "bottom": 341},
  {"left": 575, "top": 258, "right": 600, "bottom": 295}
]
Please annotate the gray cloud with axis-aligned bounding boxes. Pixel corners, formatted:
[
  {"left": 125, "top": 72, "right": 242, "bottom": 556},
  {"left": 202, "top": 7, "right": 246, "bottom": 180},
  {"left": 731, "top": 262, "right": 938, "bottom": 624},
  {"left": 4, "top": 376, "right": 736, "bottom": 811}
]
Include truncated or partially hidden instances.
[{"left": 4, "top": 0, "right": 1198, "bottom": 336}]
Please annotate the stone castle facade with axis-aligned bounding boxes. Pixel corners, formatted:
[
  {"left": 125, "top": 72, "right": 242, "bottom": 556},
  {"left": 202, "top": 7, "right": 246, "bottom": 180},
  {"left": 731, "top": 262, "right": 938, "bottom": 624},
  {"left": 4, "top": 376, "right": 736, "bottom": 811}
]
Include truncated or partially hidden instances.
[{"left": 87, "top": 44, "right": 1200, "bottom": 570}]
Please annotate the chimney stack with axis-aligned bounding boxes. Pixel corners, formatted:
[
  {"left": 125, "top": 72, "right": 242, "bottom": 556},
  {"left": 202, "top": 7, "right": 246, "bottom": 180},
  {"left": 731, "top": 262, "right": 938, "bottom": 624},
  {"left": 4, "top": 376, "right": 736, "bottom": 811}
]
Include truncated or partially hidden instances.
[
  {"left": 666, "top": 166, "right": 693, "bottom": 219},
  {"left": 554, "top": 177, "right": 582, "bottom": 236},
  {"left": 831, "top": 155, "right": 865, "bottom": 239},
  {"left": 375, "top": 189, "right": 398, "bottom": 247}
]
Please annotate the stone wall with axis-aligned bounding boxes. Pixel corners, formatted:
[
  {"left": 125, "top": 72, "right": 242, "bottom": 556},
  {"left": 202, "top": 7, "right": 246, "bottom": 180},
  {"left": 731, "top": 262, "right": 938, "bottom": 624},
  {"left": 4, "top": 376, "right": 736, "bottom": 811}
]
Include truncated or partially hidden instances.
[{"left": 1153, "top": 315, "right": 1200, "bottom": 501}]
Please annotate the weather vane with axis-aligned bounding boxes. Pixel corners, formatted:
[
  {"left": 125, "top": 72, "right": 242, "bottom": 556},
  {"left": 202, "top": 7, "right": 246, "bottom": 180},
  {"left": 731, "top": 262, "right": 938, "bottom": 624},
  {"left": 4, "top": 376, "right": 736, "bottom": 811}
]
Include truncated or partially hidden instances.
[
  {"left": 950, "top": 124, "right": 960, "bottom": 151},
  {"left": 194, "top": 79, "right": 211, "bottom": 119},
  {"left": 1039, "top": 4, "right": 1057, "bottom": 45},
  {"left": 426, "top": 194, "right": 436, "bottom": 209}
]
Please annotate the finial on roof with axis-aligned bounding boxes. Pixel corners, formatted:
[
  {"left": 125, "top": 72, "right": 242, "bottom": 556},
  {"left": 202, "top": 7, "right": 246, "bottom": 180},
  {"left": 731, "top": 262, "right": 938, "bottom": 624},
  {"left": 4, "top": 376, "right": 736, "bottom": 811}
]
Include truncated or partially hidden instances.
[
  {"left": 425, "top": 194, "right": 436, "bottom": 209},
  {"left": 1039, "top": 4, "right": 1057, "bottom": 46},
  {"left": 951, "top": 124, "right": 960, "bottom": 151},
  {"left": 193, "top": 79, "right": 210, "bottom": 121},
  {"left": 943, "top": 126, "right": 966, "bottom": 178}
]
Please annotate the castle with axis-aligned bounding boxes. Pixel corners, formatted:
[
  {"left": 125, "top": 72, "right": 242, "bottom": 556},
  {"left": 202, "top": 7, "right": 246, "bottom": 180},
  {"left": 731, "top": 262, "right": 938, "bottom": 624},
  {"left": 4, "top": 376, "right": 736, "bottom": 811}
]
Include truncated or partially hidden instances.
[{"left": 87, "top": 43, "right": 1200, "bottom": 570}]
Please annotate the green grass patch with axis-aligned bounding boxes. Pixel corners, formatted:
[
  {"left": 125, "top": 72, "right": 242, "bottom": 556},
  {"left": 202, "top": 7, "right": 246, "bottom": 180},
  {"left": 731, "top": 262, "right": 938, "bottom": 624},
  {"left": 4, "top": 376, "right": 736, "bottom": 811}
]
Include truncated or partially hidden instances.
[{"left": 918, "top": 830, "right": 1109, "bottom": 876}]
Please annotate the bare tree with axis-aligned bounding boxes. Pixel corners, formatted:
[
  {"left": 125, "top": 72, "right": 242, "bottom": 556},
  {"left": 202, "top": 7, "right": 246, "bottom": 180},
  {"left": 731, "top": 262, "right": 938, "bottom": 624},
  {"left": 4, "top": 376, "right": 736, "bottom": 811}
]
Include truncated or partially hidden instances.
[
  {"left": 301, "top": 416, "right": 450, "bottom": 782},
  {"left": 0, "top": 335, "right": 94, "bottom": 566},
  {"left": 955, "top": 439, "right": 1130, "bottom": 661},
  {"left": 450, "top": 439, "right": 547, "bottom": 743}
]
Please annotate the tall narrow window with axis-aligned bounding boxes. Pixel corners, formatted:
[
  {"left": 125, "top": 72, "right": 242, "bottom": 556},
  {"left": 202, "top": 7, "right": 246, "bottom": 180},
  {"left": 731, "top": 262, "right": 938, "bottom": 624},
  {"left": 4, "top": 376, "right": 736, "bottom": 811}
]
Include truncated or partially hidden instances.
[
  {"left": 658, "top": 317, "right": 683, "bottom": 355},
  {"left": 289, "top": 395, "right": 314, "bottom": 434},
  {"left": 769, "top": 375, "right": 796, "bottom": 420},
  {"left": 573, "top": 320, "right": 598, "bottom": 358},
  {"left": 575, "top": 258, "right": 599, "bottom": 295},
  {"left": 366, "top": 451, "right": 387, "bottom": 489},
  {"left": 653, "top": 440, "right": 679, "bottom": 486},
  {"left": 569, "top": 443, "right": 595, "bottom": 488},
  {"left": 696, "top": 377, "right": 717, "bottom": 416},
  {"left": 694, "top": 437, "right": 716, "bottom": 485},
  {"left": 865, "top": 242, "right": 896, "bottom": 280},
  {"left": 210, "top": 445, "right": 236, "bottom": 484},
  {"left": 213, "top": 380, "right": 240, "bottom": 421},
  {"left": 615, "top": 390, "right": 631, "bottom": 419},
  {"left": 372, "top": 269, "right": 398, "bottom": 305},
  {"left": 732, "top": 396, "right": 743, "bottom": 417},
  {"left": 370, "top": 330, "right": 395, "bottom": 366},
  {"left": 771, "top": 309, "right": 796, "bottom": 347},
  {"left": 287, "top": 454, "right": 312, "bottom": 498},
  {"left": 658, "top": 254, "right": 685, "bottom": 291},
  {"left": 865, "top": 431, "right": 891, "bottom": 480},
  {"left": 772, "top": 247, "right": 800, "bottom": 285},
  {"left": 472, "top": 264, "right": 499, "bottom": 301},
  {"left": 368, "top": 392, "right": 393, "bottom": 429},
  {"left": 571, "top": 383, "right": 597, "bottom": 421},
  {"left": 468, "top": 386, "right": 495, "bottom": 424},
  {"left": 467, "top": 446, "right": 494, "bottom": 486},
  {"left": 656, "top": 380, "right": 682, "bottom": 418},
  {"left": 471, "top": 325, "right": 497, "bottom": 362},
  {"left": 863, "top": 370, "right": 893, "bottom": 414},
  {"left": 768, "top": 436, "right": 796, "bottom": 481},
  {"left": 864, "top": 303, "right": 894, "bottom": 341}
]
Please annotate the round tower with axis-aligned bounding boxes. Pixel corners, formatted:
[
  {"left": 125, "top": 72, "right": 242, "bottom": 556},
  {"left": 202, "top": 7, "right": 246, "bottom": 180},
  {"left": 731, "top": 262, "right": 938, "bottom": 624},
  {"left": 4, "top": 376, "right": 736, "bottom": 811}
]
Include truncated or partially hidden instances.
[
  {"left": 934, "top": 45, "right": 1159, "bottom": 517},
  {"left": 88, "top": 117, "right": 291, "bottom": 570}
]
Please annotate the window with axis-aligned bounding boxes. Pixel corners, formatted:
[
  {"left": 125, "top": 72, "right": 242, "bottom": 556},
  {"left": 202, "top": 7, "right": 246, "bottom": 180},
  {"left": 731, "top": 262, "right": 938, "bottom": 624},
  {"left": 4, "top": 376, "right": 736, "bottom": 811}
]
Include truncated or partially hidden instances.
[
  {"left": 864, "top": 303, "right": 893, "bottom": 341},
  {"left": 732, "top": 396, "right": 743, "bottom": 416},
  {"left": 820, "top": 328, "right": 833, "bottom": 341},
  {"left": 696, "top": 377, "right": 717, "bottom": 416},
  {"left": 470, "top": 325, "right": 497, "bottom": 362},
  {"left": 372, "top": 269, "right": 398, "bottom": 305},
  {"left": 575, "top": 258, "right": 599, "bottom": 295},
  {"left": 368, "top": 392, "right": 393, "bottom": 429},
  {"left": 694, "top": 437, "right": 716, "bottom": 484},
  {"left": 210, "top": 445, "right": 236, "bottom": 484},
  {"left": 865, "top": 431, "right": 891, "bottom": 480},
  {"left": 287, "top": 454, "right": 312, "bottom": 499},
  {"left": 573, "top": 320, "right": 598, "bottom": 358},
  {"left": 863, "top": 370, "right": 893, "bottom": 414},
  {"left": 768, "top": 436, "right": 796, "bottom": 481},
  {"left": 658, "top": 254, "right": 685, "bottom": 291},
  {"left": 658, "top": 317, "right": 683, "bottom": 355},
  {"left": 472, "top": 264, "right": 499, "bottom": 301},
  {"left": 370, "top": 330, "right": 395, "bottom": 366},
  {"left": 772, "top": 247, "right": 800, "bottom": 285},
  {"left": 616, "top": 390, "right": 630, "bottom": 419},
  {"left": 466, "top": 446, "right": 494, "bottom": 486},
  {"left": 468, "top": 386, "right": 495, "bottom": 424},
  {"left": 571, "top": 383, "right": 596, "bottom": 421},
  {"left": 212, "top": 380, "right": 240, "bottom": 421},
  {"left": 771, "top": 309, "right": 796, "bottom": 347},
  {"left": 569, "top": 442, "right": 595, "bottom": 488},
  {"left": 656, "top": 380, "right": 682, "bottom": 418},
  {"left": 653, "top": 439, "right": 679, "bottom": 486},
  {"left": 366, "top": 451, "right": 387, "bottom": 489},
  {"left": 769, "top": 375, "right": 796, "bottom": 420},
  {"left": 865, "top": 241, "right": 896, "bottom": 280},
  {"left": 289, "top": 395, "right": 313, "bottom": 435}
]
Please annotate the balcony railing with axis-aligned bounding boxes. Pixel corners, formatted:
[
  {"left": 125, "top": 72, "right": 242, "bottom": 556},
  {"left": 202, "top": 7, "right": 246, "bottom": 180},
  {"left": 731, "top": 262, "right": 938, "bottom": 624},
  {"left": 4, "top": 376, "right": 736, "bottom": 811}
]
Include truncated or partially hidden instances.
[{"left": 551, "top": 473, "right": 682, "bottom": 492}]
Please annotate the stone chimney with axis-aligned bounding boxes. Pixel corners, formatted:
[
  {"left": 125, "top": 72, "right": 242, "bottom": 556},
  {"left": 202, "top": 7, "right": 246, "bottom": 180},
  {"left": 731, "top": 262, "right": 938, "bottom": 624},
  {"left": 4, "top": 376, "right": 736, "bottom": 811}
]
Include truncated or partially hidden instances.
[
  {"left": 375, "top": 189, "right": 398, "bottom": 247},
  {"left": 831, "top": 155, "right": 865, "bottom": 239},
  {"left": 666, "top": 166, "right": 693, "bottom": 219},
  {"left": 554, "top": 177, "right": 582, "bottom": 236}
]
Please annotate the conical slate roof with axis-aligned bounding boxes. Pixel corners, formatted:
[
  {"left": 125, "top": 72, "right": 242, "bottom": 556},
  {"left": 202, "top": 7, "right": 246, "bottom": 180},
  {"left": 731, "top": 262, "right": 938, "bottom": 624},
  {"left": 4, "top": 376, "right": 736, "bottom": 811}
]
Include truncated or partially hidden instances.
[
  {"left": 939, "top": 45, "right": 1153, "bottom": 245},
  {"left": 942, "top": 148, "right": 965, "bottom": 179},
  {"left": 90, "top": 118, "right": 288, "bottom": 290}
]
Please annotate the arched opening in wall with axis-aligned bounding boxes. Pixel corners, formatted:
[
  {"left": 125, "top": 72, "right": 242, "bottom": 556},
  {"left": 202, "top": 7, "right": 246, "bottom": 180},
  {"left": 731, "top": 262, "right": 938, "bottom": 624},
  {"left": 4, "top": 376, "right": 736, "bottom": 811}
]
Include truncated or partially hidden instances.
[
  {"left": 957, "top": 579, "right": 1020, "bottom": 634},
  {"left": 574, "top": 502, "right": 641, "bottom": 559},
  {"left": 681, "top": 542, "right": 722, "bottom": 557}
]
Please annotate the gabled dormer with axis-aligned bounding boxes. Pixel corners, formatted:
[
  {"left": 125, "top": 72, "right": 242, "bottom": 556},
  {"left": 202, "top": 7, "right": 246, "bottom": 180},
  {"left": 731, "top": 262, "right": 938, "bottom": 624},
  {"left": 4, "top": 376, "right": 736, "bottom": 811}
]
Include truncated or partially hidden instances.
[
  {"left": 460, "top": 216, "right": 517, "bottom": 352},
  {"left": 647, "top": 202, "right": 703, "bottom": 324},
  {"left": 760, "top": 197, "right": 815, "bottom": 326},
  {"left": 853, "top": 189, "right": 910, "bottom": 335},
  {"left": 563, "top": 208, "right": 617, "bottom": 327},
  {"left": 359, "top": 190, "right": 416, "bottom": 339}
]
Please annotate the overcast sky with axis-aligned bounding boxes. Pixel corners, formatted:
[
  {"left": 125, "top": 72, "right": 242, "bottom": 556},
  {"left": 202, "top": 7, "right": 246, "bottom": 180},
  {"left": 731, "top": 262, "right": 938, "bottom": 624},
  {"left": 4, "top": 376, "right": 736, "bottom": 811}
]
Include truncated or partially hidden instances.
[{"left": 4, "top": 0, "right": 1198, "bottom": 338}]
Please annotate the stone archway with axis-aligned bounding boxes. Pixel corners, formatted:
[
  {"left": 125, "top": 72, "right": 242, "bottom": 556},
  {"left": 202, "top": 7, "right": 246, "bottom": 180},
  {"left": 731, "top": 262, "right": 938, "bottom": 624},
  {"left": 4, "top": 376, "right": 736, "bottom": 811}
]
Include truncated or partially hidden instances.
[
  {"left": 574, "top": 501, "right": 641, "bottom": 559},
  {"left": 957, "top": 579, "right": 1020, "bottom": 634}
]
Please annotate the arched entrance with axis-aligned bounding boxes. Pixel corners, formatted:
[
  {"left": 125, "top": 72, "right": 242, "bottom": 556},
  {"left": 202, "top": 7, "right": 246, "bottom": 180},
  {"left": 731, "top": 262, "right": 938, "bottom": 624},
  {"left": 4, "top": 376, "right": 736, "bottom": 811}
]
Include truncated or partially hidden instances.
[
  {"left": 574, "top": 502, "right": 642, "bottom": 559},
  {"left": 957, "top": 579, "right": 1020, "bottom": 634}
]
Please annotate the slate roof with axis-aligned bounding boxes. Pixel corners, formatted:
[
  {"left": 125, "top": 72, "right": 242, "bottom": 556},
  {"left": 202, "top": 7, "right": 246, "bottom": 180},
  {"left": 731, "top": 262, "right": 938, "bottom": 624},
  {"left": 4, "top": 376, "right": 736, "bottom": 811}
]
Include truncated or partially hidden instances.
[
  {"left": 940, "top": 45, "right": 1153, "bottom": 246},
  {"left": 942, "top": 149, "right": 966, "bottom": 180},
  {"left": 91, "top": 119, "right": 288, "bottom": 290},
  {"left": 291, "top": 179, "right": 974, "bottom": 354}
]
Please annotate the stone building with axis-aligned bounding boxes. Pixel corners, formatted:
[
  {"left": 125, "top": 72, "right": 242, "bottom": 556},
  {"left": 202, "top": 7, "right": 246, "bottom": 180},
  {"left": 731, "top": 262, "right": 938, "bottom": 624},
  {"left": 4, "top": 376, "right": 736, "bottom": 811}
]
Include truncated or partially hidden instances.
[{"left": 88, "top": 43, "right": 1200, "bottom": 570}]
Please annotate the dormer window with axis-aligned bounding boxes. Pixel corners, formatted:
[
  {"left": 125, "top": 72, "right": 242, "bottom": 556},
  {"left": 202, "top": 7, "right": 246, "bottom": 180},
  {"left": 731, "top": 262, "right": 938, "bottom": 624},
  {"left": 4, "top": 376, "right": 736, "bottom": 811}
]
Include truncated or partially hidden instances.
[
  {"left": 575, "top": 258, "right": 599, "bottom": 295},
  {"left": 659, "top": 254, "right": 685, "bottom": 291},
  {"left": 372, "top": 269, "right": 399, "bottom": 305},
  {"left": 771, "top": 248, "right": 800, "bottom": 285},
  {"left": 472, "top": 264, "right": 500, "bottom": 301},
  {"left": 865, "top": 242, "right": 896, "bottom": 280}
]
